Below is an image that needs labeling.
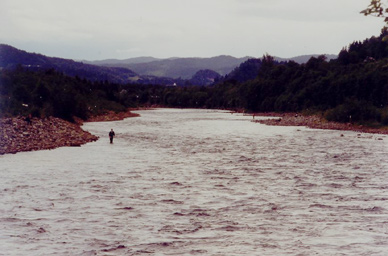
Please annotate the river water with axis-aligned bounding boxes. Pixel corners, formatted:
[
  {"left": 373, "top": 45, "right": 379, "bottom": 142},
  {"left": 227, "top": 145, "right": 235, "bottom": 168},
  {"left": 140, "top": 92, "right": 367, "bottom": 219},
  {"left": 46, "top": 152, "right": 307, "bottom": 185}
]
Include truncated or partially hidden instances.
[{"left": 1, "top": 108, "right": 388, "bottom": 255}]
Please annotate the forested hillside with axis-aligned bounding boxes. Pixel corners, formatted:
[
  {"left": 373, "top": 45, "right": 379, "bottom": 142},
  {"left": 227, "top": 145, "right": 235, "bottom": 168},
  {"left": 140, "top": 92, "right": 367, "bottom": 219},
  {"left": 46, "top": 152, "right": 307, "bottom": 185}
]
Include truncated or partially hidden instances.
[
  {"left": 0, "top": 44, "right": 186, "bottom": 86},
  {"left": 210, "top": 33, "right": 388, "bottom": 124},
  {"left": 2, "top": 33, "right": 388, "bottom": 126},
  {"left": 162, "top": 33, "right": 388, "bottom": 125},
  {"left": 0, "top": 67, "right": 154, "bottom": 121},
  {"left": 0, "top": 44, "right": 140, "bottom": 84}
]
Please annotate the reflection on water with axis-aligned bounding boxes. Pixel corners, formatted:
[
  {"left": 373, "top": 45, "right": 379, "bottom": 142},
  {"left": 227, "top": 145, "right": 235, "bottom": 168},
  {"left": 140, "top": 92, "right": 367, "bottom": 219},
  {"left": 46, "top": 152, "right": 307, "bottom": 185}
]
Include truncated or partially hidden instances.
[{"left": 1, "top": 108, "right": 388, "bottom": 255}]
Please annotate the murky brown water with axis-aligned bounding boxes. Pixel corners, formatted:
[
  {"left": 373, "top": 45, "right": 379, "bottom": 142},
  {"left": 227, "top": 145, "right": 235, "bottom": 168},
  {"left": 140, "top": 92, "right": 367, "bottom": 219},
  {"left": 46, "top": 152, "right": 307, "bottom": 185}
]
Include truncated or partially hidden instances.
[{"left": 1, "top": 108, "right": 388, "bottom": 255}]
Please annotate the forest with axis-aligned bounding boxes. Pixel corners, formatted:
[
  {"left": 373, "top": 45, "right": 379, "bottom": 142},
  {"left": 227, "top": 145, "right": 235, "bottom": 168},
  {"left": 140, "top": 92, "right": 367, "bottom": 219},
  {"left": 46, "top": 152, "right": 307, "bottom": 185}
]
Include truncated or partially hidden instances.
[{"left": 2, "top": 32, "right": 388, "bottom": 126}]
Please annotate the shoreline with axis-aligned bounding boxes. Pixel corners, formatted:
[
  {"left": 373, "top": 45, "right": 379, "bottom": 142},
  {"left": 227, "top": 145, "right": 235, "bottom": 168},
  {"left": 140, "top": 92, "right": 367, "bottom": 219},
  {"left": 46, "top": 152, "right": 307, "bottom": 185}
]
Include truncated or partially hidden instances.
[
  {"left": 85, "top": 109, "right": 140, "bottom": 122},
  {"left": 251, "top": 112, "right": 388, "bottom": 135},
  {"left": 0, "top": 110, "right": 140, "bottom": 155},
  {"left": 2, "top": 109, "right": 388, "bottom": 155}
]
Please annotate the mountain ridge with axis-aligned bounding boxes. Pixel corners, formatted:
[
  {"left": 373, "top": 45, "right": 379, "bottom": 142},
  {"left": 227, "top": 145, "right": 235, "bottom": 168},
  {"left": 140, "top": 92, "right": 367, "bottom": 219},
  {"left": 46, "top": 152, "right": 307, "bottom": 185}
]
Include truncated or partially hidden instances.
[
  {"left": 0, "top": 44, "right": 139, "bottom": 84},
  {"left": 86, "top": 55, "right": 252, "bottom": 79},
  {"left": 85, "top": 54, "right": 337, "bottom": 79},
  {"left": 87, "top": 54, "right": 337, "bottom": 66},
  {"left": 0, "top": 43, "right": 337, "bottom": 86}
]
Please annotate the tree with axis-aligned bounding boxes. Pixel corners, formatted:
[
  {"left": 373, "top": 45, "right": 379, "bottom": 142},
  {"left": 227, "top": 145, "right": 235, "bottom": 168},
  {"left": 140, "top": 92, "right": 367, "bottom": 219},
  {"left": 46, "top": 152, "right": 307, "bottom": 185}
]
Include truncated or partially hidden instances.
[
  {"left": 362, "top": 0, "right": 388, "bottom": 34},
  {"left": 362, "top": 0, "right": 386, "bottom": 18}
]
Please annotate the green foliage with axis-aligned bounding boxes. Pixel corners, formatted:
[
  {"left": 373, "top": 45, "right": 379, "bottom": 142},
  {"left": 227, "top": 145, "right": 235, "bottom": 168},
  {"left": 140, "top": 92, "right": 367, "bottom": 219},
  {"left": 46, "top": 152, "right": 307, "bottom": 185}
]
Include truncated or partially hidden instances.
[
  {"left": 324, "top": 99, "right": 380, "bottom": 123},
  {"left": 200, "top": 34, "right": 388, "bottom": 126},
  {"left": 361, "top": 0, "right": 386, "bottom": 18},
  {"left": 3, "top": 31, "right": 388, "bottom": 127},
  {"left": 0, "top": 68, "right": 140, "bottom": 121},
  {"left": 379, "top": 107, "right": 388, "bottom": 124},
  {"left": 362, "top": 0, "right": 388, "bottom": 36}
]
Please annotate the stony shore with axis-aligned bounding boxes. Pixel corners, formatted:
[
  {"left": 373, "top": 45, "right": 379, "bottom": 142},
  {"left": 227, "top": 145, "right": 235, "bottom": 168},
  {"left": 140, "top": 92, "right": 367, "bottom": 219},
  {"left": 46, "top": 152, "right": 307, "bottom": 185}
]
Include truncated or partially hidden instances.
[
  {"left": 86, "top": 109, "right": 140, "bottom": 122},
  {"left": 0, "top": 117, "right": 98, "bottom": 155},
  {"left": 0, "top": 110, "right": 140, "bottom": 155},
  {"left": 252, "top": 112, "right": 388, "bottom": 135},
  {"left": 2, "top": 110, "right": 387, "bottom": 155}
]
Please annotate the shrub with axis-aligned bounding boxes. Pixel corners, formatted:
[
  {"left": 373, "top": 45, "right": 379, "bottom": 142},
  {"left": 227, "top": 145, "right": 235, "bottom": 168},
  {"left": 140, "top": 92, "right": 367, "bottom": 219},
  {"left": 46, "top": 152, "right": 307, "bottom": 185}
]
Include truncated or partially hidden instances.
[{"left": 325, "top": 98, "right": 380, "bottom": 123}]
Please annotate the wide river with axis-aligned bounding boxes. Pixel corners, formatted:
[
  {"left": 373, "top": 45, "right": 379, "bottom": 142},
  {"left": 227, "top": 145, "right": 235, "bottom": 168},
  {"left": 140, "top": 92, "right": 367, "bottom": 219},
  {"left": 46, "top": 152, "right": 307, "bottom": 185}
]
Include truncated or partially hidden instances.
[{"left": 1, "top": 108, "right": 388, "bottom": 255}]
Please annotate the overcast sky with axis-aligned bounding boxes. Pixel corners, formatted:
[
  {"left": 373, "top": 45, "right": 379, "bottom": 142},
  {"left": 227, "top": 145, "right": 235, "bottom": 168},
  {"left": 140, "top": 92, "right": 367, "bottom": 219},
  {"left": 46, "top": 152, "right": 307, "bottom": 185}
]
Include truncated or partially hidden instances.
[{"left": 0, "top": 0, "right": 384, "bottom": 60}]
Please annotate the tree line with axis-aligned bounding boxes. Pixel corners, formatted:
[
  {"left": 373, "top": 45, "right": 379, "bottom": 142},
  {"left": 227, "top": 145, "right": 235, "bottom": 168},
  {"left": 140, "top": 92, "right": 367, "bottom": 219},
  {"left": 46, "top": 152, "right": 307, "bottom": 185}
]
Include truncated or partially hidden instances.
[
  {"left": 2, "top": 32, "right": 388, "bottom": 126},
  {"left": 162, "top": 33, "right": 388, "bottom": 125}
]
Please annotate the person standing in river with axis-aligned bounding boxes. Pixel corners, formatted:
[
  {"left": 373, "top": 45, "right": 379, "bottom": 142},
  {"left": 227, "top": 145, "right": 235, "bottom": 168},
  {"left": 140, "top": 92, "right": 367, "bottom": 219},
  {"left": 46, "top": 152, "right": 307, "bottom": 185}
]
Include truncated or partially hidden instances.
[{"left": 109, "top": 129, "right": 115, "bottom": 144}]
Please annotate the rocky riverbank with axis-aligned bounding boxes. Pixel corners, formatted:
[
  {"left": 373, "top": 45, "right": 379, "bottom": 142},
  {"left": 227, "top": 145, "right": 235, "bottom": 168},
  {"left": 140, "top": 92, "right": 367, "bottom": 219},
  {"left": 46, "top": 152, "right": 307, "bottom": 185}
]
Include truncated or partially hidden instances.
[
  {"left": 252, "top": 112, "right": 388, "bottom": 135},
  {"left": 0, "top": 117, "right": 98, "bottom": 155},
  {"left": 0, "top": 110, "right": 140, "bottom": 155},
  {"left": 86, "top": 109, "right": 140, "bottom": 122},
  {"left": 3, "top": 110, "right": 387, "bottom": 155}
]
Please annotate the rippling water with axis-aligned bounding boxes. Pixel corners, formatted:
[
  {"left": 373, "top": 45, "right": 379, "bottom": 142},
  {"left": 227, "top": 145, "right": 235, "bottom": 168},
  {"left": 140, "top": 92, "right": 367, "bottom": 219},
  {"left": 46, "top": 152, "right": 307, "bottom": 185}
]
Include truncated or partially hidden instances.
[{"left": 2, "top": 108, "right": 388, "bottom": 255}]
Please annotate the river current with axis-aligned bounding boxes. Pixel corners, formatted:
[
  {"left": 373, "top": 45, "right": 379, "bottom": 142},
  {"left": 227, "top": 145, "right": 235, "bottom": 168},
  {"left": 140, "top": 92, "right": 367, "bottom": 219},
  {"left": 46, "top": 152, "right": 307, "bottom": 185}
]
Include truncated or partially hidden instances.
[{"left": 1, "top": 108, "right": 388, "bottom": 255}]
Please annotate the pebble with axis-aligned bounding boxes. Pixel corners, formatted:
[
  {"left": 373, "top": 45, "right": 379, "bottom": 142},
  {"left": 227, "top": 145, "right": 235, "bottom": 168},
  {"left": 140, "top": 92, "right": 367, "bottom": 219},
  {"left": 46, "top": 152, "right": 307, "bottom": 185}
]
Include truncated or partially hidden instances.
[
  {"left": 253, "top": 113, "right": 388, "bottom": 135},
  {"left": 0, "top": 116, "right": 98, "bottom": 155}
]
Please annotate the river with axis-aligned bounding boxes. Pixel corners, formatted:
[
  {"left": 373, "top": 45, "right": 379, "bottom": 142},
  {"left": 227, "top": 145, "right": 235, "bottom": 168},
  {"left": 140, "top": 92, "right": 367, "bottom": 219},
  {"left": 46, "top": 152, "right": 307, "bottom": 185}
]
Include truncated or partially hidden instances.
[{"left": 1, "top": 108, "right": 388, "bottom": 255}]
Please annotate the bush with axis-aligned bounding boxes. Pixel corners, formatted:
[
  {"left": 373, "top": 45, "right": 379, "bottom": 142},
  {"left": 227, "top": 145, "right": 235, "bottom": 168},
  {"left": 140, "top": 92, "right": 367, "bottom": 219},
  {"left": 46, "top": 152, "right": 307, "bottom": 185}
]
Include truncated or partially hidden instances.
[
  {"left": 324, "top": 98, "right": 380, "bottom": 123},
  {"left": 379, "top": 108, "right": 388, "bottom": 125}
]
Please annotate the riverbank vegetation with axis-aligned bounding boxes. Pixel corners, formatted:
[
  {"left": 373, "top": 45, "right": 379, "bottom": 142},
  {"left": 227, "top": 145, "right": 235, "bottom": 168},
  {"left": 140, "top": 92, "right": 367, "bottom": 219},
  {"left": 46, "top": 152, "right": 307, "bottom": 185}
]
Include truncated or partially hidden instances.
[
  {"left": 2, "top": 33, "right": 388, "bottom": 127},
  {"left": 168, "top": 32, "right": 388, "bottom": 126}
]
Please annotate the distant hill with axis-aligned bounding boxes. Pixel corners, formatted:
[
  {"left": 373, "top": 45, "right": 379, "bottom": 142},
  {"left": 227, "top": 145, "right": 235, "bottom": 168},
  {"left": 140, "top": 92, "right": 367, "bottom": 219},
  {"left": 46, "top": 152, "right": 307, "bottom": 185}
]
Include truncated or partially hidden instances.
[
  {"left": 188, "top": 69, "right": 221, "bottom": 86},
  {"left": 0, "top": 44, "right": 139, "bottom": 84},
  {"left": 84, "top": 56, "right": 161, "bottom": 66},
  {"left": 0, "top": 44, "right": 189, "bottom": 85},
  {"left": 0, "top": 44, "right": 338, "bottom": 86},
  {"left": 89, "top": 54, "right": 337, "bottom": 80},
  {"left": 90, "top": 55, "right": 251, "bottom": 79}
]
